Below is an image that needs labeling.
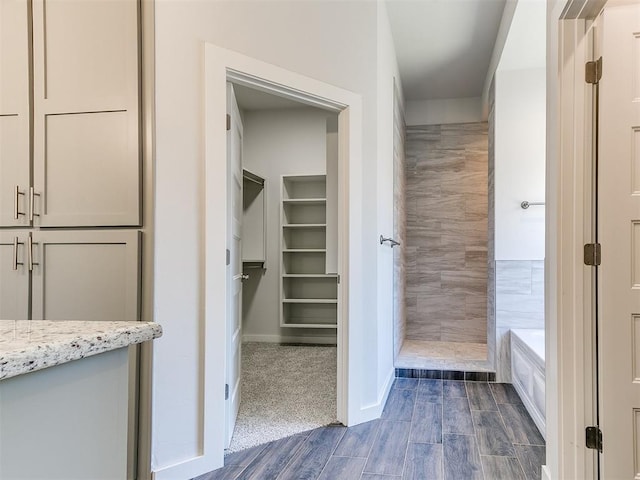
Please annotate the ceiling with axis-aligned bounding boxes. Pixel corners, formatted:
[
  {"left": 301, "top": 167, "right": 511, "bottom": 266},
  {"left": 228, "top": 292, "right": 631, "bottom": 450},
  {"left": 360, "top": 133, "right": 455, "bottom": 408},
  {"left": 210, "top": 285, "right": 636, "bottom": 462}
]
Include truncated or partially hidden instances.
[
  {"left": 386, "top": 0, "right": 507, "bottom": 101},
  {"left": 236, "top": 0, "right": 533, "bottom": 109}
]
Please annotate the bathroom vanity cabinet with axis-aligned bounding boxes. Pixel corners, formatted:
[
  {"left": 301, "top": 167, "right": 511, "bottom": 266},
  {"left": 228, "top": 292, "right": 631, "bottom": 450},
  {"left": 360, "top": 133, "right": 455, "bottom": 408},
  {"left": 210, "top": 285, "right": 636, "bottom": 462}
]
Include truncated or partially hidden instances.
[
  {"left": 0, "top": 0, "right": 141, "bottom": 228},
  {"left": 0, "top": 0, "right": 144, "bottom": 322},
  {"left": 0, "top": 320, "right": 162, "bottom": 480}
]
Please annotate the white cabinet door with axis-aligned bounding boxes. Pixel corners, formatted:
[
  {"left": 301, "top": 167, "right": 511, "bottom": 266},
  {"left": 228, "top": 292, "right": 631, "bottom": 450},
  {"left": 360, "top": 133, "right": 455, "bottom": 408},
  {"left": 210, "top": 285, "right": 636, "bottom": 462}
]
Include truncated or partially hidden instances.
[
  {"left": 32, "top": 0, "right": 140, "bottom": 227},
  {"left": 0, "top": 0, "right": 31, "bottom": 227},
  {"left": 0, "top": 232, "right": 30, "bottom": 320},
  {"left": 31, "top": 230, "right": 140, "bottom": 321}
]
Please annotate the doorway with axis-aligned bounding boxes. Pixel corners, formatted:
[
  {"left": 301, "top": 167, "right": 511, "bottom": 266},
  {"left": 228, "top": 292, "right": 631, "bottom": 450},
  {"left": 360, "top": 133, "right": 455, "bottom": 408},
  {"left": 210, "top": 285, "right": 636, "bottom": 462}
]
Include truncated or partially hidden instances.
[
  {"left": 225, "top": 82, "right": 341, "bottom": 452},
  {"left": 201, "top": 43, "right": 364, "bottom": 474}
]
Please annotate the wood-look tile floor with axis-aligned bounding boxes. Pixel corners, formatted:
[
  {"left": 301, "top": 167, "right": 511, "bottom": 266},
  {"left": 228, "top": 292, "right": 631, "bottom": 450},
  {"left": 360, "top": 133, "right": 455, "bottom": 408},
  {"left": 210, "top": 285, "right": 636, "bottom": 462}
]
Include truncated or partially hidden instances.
[{"left": 195, "top": 380, "right": 545, "bottom": 480}]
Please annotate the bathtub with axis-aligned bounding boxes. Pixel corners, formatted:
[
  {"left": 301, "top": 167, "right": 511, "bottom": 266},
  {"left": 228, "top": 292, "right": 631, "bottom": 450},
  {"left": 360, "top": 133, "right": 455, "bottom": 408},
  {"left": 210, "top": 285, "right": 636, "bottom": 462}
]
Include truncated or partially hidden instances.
[{"left": 510, "top": 328, "right": 545, "bottom": 439}]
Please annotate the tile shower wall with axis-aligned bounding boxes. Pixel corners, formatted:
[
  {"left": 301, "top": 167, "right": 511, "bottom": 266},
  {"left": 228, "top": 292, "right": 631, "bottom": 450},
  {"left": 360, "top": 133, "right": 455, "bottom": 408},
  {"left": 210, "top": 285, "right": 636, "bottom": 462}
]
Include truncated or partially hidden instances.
[
  {"left": 405, "top": 123, "right": 489, "bottom": 344},
  {"left": 393, "top": 87, "right": 407, "bottom": 358},
  {"left": 495, "top": 260, "right": 545, "bottom": 382}
]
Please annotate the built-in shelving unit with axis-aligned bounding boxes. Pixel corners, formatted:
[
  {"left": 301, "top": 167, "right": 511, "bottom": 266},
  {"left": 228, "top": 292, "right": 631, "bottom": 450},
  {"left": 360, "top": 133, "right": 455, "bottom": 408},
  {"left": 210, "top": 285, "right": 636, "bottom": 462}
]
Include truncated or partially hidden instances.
[
  {"left": 242, "top": 169, "right": 266, "bottom": 269},
  {"left": 280, "top": 175, "right": 338, "bottom": 329}
]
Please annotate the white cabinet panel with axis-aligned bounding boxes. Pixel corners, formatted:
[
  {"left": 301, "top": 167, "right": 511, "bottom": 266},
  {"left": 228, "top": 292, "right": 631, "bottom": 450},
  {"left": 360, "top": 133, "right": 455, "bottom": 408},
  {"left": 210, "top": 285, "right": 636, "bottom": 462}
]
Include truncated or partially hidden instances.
[
  {"left": 31, "top": 230, "right": 140, "bottom": 321},
  {"left": 40, "top": 111, "right": 138, "bottom": 223},
  {"left": 36, "top": 0, "right": 136, "bottom": 102},
  {"left": 32, "top": 0, "right": 140, "bottom": 227},
  {"left": 0, "top": 348, "right": 130, "bottom": 479},
  {"left": 0, "top": 232, "right": 30, "bottom": 320},
  {"left": 0, "top": 0, "right": 30, "bottom": 227}
]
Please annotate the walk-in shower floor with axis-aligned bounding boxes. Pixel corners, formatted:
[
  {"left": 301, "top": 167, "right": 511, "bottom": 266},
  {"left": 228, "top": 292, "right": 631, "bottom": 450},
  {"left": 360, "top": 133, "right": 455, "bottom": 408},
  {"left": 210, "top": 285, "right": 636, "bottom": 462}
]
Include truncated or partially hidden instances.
[{"left": 396, "top": 339, "right": 492, "bottom": 371}]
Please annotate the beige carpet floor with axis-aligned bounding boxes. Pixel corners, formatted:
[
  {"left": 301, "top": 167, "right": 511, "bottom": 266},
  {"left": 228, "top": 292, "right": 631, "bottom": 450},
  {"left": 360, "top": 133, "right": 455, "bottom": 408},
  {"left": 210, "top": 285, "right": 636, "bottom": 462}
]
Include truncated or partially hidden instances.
[{"left": 227, "top": 343, "right": 337, "bottom": 454}]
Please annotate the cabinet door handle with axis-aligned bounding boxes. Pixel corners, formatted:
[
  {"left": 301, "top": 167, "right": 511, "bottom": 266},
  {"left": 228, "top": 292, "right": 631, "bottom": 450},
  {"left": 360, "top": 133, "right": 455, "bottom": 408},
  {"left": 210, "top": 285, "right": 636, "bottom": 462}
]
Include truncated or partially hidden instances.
[
  {"left": 13, "top": 186, "right": 25, "bottom": 220},
  {"left": 27, "top": 234, "right": 39, "bottom": 271},
  {"left": 12, "top": 237, "right": 24, "bottom": 271},
  {"left": 29, "top": 187, "right": 41, "bottom": 222}
]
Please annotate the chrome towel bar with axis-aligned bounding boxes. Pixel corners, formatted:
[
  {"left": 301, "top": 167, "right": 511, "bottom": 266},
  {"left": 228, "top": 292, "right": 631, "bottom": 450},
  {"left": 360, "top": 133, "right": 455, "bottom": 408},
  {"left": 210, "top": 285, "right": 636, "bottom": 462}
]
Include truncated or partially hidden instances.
[
  {"left": 521, "top": 201, "right": 545, "bottom": 209},
  {"left": 380, "top": 235, "right": 401, "bottom": 248}
]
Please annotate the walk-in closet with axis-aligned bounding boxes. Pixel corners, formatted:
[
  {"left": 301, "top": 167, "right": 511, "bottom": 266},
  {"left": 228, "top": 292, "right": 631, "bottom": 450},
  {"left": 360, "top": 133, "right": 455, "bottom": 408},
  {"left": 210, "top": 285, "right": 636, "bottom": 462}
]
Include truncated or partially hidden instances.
[{"left": 226, "top": 83, "right": 340, "bottom": 453}]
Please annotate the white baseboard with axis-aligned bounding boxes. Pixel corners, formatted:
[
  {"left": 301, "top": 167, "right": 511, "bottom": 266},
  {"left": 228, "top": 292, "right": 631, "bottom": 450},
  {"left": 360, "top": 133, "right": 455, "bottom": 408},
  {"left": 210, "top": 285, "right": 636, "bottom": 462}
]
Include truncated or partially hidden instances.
[
  {"left": 541, "top": 465, "right": 550, "bottom": 480},
  {"left": 242, "top": 334, "right": 337, "bottom": 345},
  {"left": 352, "top": 367, "right": 395, "bottom": 426}
]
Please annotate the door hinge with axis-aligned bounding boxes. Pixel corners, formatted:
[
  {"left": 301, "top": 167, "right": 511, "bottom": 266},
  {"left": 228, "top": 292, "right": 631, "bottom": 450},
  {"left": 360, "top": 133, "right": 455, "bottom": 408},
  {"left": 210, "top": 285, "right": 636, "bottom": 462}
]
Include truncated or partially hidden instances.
[
  {"left": 226, "top": 114, "right": 231, "bottom": 131},
  {"left": 337, "top": 274, "right": 340, "bottom": 284},
  {"left": 584, "top": 243, "right": 601, "bottom": 266},
  {"left": 225, "top": 383, "right": 229, "bottom": 400},
  {"left": 226, "top": 249, "right": 230, "bottom": 266},
  {"left": 586, "top": 426, "right": 603, "bottom": 452},
  {"left": 586, "top": 57, "right": 603, "bottom": 84}
]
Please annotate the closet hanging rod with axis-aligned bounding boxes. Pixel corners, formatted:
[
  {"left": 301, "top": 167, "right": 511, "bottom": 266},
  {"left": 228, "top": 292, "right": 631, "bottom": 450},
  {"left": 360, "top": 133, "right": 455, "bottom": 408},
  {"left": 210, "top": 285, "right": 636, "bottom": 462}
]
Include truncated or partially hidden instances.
[
  {"left": 521, "top": 201, "right": 545, "bottom": 209},
  {"left": 243, "top": 169, "right": 265, "bottom": 186}
]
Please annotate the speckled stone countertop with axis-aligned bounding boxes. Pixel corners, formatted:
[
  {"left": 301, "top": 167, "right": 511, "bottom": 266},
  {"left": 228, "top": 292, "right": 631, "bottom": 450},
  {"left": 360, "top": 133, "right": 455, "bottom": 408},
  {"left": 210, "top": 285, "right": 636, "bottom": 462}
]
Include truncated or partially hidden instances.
[{"left": 0, "top": 320, "right": 162, "bottom": 380}]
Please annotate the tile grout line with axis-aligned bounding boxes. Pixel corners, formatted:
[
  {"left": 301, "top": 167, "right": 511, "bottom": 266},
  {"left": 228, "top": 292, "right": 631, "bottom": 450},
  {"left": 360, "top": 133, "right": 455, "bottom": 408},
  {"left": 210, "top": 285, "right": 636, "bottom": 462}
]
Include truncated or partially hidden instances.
[
  {"left": 466, "top": 381, "right": 487, "bottom": 480},
  {"left": 490, "top": 384, "right": 529, "bottom": 480},
  {"left": 315, "top": 426, "right": 349, "bottom": 480},
  {"left": 274, "top": 432, "right": 320, "bottom": 480},
  {"left": 440, "top": 378, "right": 445, "bottom": 480},
  {"left": 399, "top": 385, "right": 420, "bottom": 480},
  {"left": 360, "top": 418, "right": 385, "bottom": 477}
]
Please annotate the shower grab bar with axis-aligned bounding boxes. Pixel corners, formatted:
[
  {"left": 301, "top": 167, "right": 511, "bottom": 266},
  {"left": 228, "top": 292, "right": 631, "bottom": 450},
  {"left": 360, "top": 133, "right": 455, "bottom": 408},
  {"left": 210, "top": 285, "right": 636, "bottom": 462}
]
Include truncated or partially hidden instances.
[
  {"left": 380, "top": 235, "right": 401, "bottom": 248},
  {"left": 521, "top": 201, "right": 545, "bottom": 209}
]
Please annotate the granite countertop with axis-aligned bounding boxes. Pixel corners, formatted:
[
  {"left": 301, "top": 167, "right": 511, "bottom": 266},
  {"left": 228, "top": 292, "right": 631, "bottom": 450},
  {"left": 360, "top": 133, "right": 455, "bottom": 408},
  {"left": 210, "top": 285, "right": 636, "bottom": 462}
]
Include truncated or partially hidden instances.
[{"left": 0, "top": 320, "right": 162, "bottom": 380}]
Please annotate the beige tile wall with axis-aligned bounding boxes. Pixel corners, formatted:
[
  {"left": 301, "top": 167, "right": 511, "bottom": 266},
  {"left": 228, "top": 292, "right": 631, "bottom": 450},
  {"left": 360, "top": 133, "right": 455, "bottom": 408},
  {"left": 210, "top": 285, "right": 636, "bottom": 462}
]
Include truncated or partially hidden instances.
[
  {"left": 405, "top": 123, "right": 489, "bottom": 344},
  {"left": 393, "top": 87, "right": 407, "bottom": 359}
]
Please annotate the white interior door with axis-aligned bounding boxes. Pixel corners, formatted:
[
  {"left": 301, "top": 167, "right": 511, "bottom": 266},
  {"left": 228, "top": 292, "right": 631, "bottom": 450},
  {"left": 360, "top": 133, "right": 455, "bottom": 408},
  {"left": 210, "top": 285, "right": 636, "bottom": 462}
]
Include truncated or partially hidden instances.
[
  {"left": 598, "top": 4, "right": 640, "bottom": 478},
  {"left": 225, "top": 83, "right": 243, "bottom": 448}
]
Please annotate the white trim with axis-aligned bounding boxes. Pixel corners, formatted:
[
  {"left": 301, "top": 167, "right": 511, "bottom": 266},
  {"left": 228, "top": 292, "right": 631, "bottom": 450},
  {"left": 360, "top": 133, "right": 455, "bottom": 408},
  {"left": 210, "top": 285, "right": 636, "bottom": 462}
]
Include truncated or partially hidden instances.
[
  {"left": 548, "top": 8, "right": 601, "bottom": 479},
  {"left": 242, "top": 334, "right": 338, "bottom": 345},
  {"left": 358, "top": 368, "right": 395, "bottom": 421},
  {"left": 153, "top": 43, "right": 363, "bottom": 479},
  {"left": 541, "top": 465, "right": 551, "bottom": 480}
]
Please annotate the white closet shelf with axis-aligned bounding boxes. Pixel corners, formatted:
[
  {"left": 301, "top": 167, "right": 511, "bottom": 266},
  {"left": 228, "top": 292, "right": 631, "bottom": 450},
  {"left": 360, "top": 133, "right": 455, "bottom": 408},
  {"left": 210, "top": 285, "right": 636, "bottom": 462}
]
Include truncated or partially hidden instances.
[
  {"left": 282, "top": 249, "right": 326, "bottom": 253},
  {"left": 282, "top": 224, "right": 326, "bottom": 228},
  {"left": 282, "top": 299, "right": 338, "bottom": 304},
  {"left": 280, "top": 322, "right": 338, "bottom": 329},
  {"left": 282, "top": 274, "right": 338, "bottom": 278},
  {"left": 282, "top": 198, "right": 326, "bottom": 205},
  {"left": 280, "top": 175, "right": 337, "bottom": 332}
]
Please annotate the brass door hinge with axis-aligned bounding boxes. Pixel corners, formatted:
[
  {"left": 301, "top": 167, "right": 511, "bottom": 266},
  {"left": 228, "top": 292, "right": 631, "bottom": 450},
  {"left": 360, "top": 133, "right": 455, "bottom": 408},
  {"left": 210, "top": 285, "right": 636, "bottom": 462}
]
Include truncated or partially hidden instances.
[
  {"left": 586, "top": 426, "right": 603, "bottom": 452},
  {"left": 584, "top": 243, "right": 601, "bottom": 266},
  {"left": 586, "top": 57, "right": 603, "bottom": 84}
]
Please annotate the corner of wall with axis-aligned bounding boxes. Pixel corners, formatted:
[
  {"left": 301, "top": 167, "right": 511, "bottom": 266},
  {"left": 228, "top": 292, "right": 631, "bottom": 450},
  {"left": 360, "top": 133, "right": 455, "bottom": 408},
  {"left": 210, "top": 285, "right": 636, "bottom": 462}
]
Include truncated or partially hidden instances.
[{"left": 405, "top": 97, "right": 484, "bottom": 126}]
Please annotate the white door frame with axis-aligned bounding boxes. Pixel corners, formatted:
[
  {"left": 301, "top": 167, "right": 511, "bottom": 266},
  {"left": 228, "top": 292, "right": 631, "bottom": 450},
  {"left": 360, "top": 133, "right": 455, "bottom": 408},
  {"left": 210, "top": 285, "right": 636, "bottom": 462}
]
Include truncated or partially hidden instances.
[
  {"left": 199, "top": 43, "right": 363, "bottom": 473},
  {"left": 547, "top": 1, "right": 606, "bottom": 479}
]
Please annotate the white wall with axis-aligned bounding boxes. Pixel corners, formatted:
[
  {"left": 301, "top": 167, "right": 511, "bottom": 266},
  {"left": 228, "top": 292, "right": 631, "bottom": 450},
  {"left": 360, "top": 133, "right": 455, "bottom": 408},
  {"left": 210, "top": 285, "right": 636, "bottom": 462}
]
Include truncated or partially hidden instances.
[
  {"left": 375, "top": 0, "right": 400, "bottom": 406},
  {"left": 241, "top": 108, "right": 335, "bottom": 343},
  {"left": 494, "top": 68, "right": 546, "bottom": 260},
  {"left": 152, "top": 1, "right": 399, "bottom": 474},
  {"left": 405, "top": 97, "right": 484, "bottom": 126}
]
